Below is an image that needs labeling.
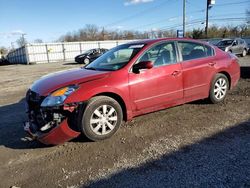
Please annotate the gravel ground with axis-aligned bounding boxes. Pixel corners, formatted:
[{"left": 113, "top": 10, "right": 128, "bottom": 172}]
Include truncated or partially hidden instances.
[{"left": 0, "top": 57, "right": 249, "bottom": 188}]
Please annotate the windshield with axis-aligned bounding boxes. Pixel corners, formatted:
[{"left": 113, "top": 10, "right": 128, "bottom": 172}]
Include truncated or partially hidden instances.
[
  {"left": 83, "top": 49, "right": 94, "bottom": 54},
  {"left": 85, "top": 43, "right": 145, "bottom": 71},
  {"left": 243, "top": 38, "right": 250, "bottom": 45},
  {"left": 217, "top": 40, "right": 233, "bottom": 46}
]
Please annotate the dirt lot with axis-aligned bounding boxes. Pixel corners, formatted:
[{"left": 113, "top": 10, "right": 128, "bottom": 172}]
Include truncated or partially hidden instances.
[{"left": 0, "top": 57, "right": 250, "bottom": 188}]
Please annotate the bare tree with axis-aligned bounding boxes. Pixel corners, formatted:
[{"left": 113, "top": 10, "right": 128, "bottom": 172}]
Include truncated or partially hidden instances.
[
  {"left": 58, "top": 23, "right": 250, "bottom": 42},
  {"left": 85, "top": 24, "right": 99, "bottom": 40},
  {"left": 0, "top": 47, "right": 8, "bottom": 58},
  {"left": 16, "top": 36, "right": 27, "bottom": 47}
]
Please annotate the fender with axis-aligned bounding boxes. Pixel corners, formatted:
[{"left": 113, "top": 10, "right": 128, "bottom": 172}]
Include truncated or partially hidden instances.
[{"left": 65, "top": 83, "right": 133, "bottom": 120}]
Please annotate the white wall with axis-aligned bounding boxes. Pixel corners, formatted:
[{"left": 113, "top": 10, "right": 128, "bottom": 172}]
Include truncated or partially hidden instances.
[{"left": 7, "top": 40, "right": 135, "bottom": 64}]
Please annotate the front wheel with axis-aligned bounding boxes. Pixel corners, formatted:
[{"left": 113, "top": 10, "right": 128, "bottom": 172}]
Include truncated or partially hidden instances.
[
  {"left": 80, "top": 96, "right": 123, "bottom": 141},
  {"left": 209, "top": 74, "right": 229, "bottom": 104}
]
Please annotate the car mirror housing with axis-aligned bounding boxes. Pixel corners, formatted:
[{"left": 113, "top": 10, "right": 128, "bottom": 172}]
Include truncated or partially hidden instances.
[{"left": 133, "top": 61, "right": 153, "bottom": 73}]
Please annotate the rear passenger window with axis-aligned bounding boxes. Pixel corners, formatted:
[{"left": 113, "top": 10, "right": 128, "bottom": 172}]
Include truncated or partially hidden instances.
[
  {"left": 204, "top": 45, "right": 214, "bottom": 56},
  {"left": 178, "top": 42, "right": 214, "bottom": 61}
]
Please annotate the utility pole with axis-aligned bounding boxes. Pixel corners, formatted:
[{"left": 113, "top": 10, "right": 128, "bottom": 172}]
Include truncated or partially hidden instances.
[
  {"left": 205, "top": 0, "right": 209, "bottom": 38},
  {"left": 102, "top": 27, "right": 105, "bottom": 40},
  {"left": 205, "top": 0, "right": 215, "bottom": 38},
  {"left": 183, "top": 0, "right": 186, "bottom": 37},
  {"left": 11, "top": 42, "right": 15, "bottom": 49},
  {"left": 21, "top": 33, "right": 27, "bottom": 46}
]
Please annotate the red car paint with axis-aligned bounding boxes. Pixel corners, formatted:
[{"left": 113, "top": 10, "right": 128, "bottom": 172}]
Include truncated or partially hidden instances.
[
  {"left": 26, "top": 38, "right": 240, "bottom": 145},
  {"left": 38, "top": 119, "right": 80, "bottom": 145}
]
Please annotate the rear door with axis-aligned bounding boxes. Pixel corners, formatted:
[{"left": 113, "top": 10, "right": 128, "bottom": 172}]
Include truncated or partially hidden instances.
[
  {"left": 231, "top": 40, "right": 240, "bottom": 54},
  {"left": 238, "top": 39, "right": 245, "bottom": 54},
  {"left": 129, "top": 42, "right": 183, "bottom": 111},
  {"left": 177, "top": 41, "right": 216, "bottom": 102}
]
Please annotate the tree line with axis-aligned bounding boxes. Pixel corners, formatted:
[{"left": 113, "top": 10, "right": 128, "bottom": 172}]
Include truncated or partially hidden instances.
[{"left": 58, "top": 23, "right": 250, "bottom": 43}]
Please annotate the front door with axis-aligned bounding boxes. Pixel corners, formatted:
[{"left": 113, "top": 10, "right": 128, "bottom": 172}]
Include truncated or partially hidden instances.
[
  {"left": 231, "top": 40, "right": 240, "bottom": 54},
  {"left": 129, "top": 42, "right": 183, "bottom": 111}
]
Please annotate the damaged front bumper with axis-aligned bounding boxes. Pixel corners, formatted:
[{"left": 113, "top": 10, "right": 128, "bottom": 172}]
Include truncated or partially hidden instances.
[
  {"left": 23, "top": 119, "right": 80, "bottom": 145},
  {"left": 24, "top": 89, "right": 81, "bottom": 145}
]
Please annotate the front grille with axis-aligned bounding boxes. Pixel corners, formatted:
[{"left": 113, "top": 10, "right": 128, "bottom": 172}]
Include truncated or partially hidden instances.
[
  {"left": 25, "top": 90, "right": 67, "bottom": 132},
  {"left": 26, "top": 89, "right": 43, "bottom": 102},
  {"left": 26, "top": 90, "right": 45, "bottom": 110},
  {"left": 26, "top": 90, "right": 48, "bottom": 128}
]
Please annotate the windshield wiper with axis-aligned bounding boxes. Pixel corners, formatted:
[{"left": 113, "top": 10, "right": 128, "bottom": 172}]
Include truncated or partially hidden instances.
[
  {"left": 84, "top": 67, "right": 114, "bottom": 71},
  {"left": 84, "top": 67, "right": 97, "bottom": 70}
]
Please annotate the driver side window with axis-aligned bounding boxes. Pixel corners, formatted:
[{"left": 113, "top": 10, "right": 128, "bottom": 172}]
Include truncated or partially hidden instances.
[{"left": 137, "top": 42, "right": 177, "bottom": 67}]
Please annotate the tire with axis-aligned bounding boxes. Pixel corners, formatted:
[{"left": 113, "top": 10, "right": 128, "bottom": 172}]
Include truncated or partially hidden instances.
[
  {"left": 241, "top": 49, "right": 247, "bottom": 57},
  {"left": 84, "top": 58, "right": 90, "bottom": 65},
  {"left": 80, "top": 96, "right": 123, "bottom": 141},
  {"left": 209, "top": 73, "right": 229, "bottom": 104}
]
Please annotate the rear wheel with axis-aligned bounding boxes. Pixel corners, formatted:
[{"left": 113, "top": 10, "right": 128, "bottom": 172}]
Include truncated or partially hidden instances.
[
  {"left": 209, "top": 73, "right": 229, "bottom": 104},
  {"left": 80, "top": 96, "right": 123, "bottom": 141},
  {"left": 241, "top": 49, "right": 247, "bottom": 57},
  {"left": 84, "top": 58, "right": 90, "bottom": 65}
]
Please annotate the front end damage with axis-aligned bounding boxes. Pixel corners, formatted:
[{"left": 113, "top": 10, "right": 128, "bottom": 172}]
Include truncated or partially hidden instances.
[{"left": 24, "top": 90, "right": 81, "bottom": 145}]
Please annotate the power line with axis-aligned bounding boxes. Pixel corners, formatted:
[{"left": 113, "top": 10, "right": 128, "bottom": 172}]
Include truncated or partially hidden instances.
[
  {"left": 103, "top": 0, "right": 178, "bottom": 28},
  {"left": 104, "top": 0, "right": 249, "bottom": 31},
  {"left": 129, "top": 8, "right": 206, "bottom": 30},
  {"left": 158, "top": 17, "right": 246, "bottom": 31},
  {"left": 127, "top": 11, "right": 246, "bottom": 31},
  {"left": 215, "top": 1, "right": 250, "bottom": 7}
]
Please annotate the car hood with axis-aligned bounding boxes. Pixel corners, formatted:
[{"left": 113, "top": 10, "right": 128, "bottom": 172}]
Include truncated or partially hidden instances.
[
  {"left": 216, "top": 44, "right": 230, "bottom": 48},
  {"left": 30, "top": 68, "right": 110, "bottom": 96}
]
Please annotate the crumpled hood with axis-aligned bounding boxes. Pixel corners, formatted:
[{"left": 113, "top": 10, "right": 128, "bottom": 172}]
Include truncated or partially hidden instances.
[{"left": 30, "top": 68, "right": 109, "bottom": 96}]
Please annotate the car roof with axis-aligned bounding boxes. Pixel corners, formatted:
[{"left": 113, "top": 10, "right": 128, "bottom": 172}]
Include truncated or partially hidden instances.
[
  {"left": 221, "top": 38, "right": 233, "bottom": 41},
  {"left": 126, "top": 38, "right": 209, "bottom": 46}
]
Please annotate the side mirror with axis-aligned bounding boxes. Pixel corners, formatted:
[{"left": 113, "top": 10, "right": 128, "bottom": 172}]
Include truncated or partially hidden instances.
[
  {"left": 133, "top": 61, "right": 153, "bottom": 73},
  {"left": 232, "top": 42, "right": 237, "bottom": 46}
]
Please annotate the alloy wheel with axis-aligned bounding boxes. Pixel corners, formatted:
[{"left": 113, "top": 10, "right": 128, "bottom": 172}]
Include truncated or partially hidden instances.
[
  {"left": 214, "top": 78, "right": 227, "bottom": 100},
  {"left": 90, "top": 105, "right": 118, "bottom": 135}
]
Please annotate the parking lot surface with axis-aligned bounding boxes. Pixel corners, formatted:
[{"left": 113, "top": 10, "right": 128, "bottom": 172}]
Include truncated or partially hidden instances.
[{"left": 0, "top": 57, "right": 250, "bottom": 188}]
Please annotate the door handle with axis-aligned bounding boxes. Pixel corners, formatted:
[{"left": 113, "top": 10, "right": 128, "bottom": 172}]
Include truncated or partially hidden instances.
[
  {"left": 208, "top": 62, "right": 216, "bottom": 66},
  {"left": 172, "top": 70, "right": 181, "bottom": 76}
]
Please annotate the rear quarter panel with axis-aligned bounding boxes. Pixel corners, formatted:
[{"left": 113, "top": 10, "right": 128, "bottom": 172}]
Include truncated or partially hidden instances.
[{"left": 213, "top": 48, "right": 240, "bottom": 89}]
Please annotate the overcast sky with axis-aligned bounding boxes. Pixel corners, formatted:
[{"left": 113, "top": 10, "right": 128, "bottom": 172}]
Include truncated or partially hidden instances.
[{"left": 0, "top": 0, "right": 249, "bottom": 48}]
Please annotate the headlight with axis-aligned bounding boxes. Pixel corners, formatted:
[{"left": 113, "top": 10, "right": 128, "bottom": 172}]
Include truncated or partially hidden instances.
[{"left": 41, "top": 86, "right": 78, "bottom": 107}]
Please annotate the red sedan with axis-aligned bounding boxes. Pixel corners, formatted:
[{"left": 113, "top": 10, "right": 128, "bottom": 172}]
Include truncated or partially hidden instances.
[{"left": 24, "top": 38, "right": 240, "bottom": 145}]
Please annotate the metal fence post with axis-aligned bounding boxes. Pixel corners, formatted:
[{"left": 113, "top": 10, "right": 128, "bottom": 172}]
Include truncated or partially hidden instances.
[
  {"left": 24, "top": 44, "right": 30, "bottom": 65},
  {"left": 62, "top": 43, "right": 66, "bottom": 61},
  {"left": 45, "top": 44, "right": 50, "bottom": 63},
  {"left": 79, "top": 43, "right": 82, "bottom": 54}
]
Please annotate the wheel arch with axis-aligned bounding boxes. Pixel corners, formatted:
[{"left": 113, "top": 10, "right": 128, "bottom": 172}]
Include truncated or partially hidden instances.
[
  {"left": 218, "top": 71, "right": 231, "bottom": 89},
  {"left": 95, "top": 92, "right": 128, "bottom": 121}
]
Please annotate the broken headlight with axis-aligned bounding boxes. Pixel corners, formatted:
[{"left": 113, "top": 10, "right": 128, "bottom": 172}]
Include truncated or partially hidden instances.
[{"left": 41, "top": 85, "right": 78, "bottom": 107}]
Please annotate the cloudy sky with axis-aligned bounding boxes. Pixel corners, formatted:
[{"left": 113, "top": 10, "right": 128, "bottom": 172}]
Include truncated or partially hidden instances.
[{"left": 0, "top": 0, "right": 248, "bottom": 48}]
